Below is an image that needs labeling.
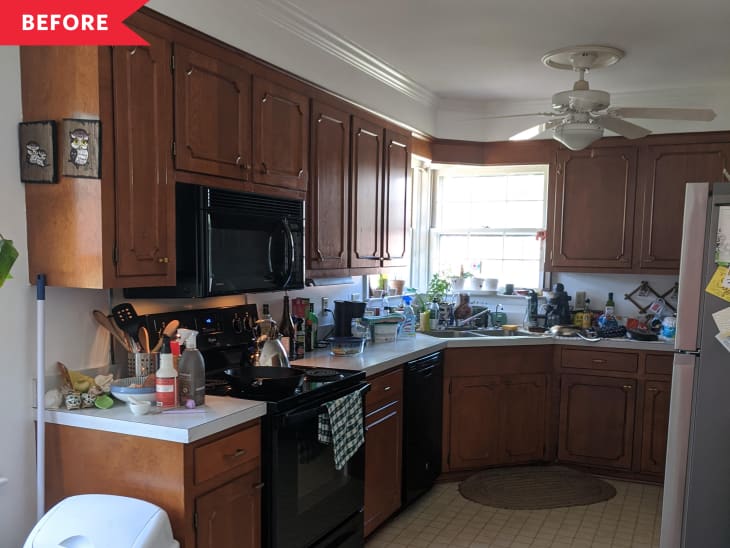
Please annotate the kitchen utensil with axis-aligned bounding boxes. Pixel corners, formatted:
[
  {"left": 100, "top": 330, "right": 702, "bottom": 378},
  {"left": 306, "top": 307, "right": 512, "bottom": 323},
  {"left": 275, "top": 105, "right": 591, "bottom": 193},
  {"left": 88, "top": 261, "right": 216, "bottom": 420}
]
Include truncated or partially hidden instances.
[
  {"left": 223, "top": 366, "right": 306, "bottom": 397},
  {"left": 549, "top": 325, "right": 581, "bottom": 337},
  {"left": 151, "top": 319, "right": 180, "bottom": 353},
  {"left": 92, "top": 310, "right": 132, "bottom": 352},
  {"left": 627, "top": 329, "right": 659, "bottom": 341},
  {"left": 128, "top": 400, "right": 152, "bottom": 416},
  {"left": 127, "top": 353, "right": 159, "bottom": 377},
  {"left": 94, "top": 394, "right": 114, "bottom": 409},
  {"left": 111, "top": 303, "right": 143, "bottom": 347},
  {"left": 110, "top": 376, "right": 157, "bottom": 403},
  {"left": 138, "top": 326, "right": 150, "bottom": 353}
]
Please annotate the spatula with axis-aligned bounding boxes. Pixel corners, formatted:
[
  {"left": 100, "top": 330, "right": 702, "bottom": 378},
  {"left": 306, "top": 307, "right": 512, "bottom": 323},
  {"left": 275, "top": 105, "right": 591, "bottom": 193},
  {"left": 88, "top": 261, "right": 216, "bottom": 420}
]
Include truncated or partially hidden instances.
[{"left": 111, "top": 303, "right": 144, "bottom": 350}]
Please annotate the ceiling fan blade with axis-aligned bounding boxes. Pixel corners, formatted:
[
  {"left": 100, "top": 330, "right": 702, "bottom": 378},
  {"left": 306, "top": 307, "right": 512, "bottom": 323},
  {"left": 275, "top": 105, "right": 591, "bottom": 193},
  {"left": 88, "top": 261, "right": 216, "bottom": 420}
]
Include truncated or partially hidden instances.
[
  {"left": 509, "top": 119, "right": 562, "bottom": 141},
  {"left": 468, "top": 112, "right": 554, "bottom": 121},
  {"left": 595, "top": 115, "right": 651, "bottom": 139},
  {"left": 608, "top": 107, "right": 716, "bottom": 122}
]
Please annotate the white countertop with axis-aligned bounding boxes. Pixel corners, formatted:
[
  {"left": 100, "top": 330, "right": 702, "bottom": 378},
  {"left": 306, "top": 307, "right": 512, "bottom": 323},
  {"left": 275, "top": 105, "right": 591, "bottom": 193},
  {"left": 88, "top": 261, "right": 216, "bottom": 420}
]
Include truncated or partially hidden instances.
[{"left": 44, "top": 396, "right": 267, "bottom": 444}]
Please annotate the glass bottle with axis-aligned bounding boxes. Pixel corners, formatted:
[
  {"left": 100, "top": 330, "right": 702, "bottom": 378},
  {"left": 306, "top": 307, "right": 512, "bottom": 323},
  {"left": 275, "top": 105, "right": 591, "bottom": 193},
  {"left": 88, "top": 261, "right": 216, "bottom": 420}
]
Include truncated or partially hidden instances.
[
  {"left": 582, "top": 299, "right": 592, "bottom": 329},
  {"left": 279, "top": 295, "right": 296, "bottom": 359},
  {"left": 605, "top": 292, "right": 615, "bottom": 317},
  {"left": 305, "top": 302, "right": 318, "bottom": 351}
]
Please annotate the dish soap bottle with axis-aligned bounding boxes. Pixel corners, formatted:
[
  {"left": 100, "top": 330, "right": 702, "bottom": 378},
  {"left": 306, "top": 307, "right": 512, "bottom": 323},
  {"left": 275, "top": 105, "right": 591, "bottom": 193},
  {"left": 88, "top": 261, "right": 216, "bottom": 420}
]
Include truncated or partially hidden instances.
[
  {"left": 156, "top": 335, "right": 178, "bottom": 409},
  {"left": 177, "top": 328, "right": 205, "bottom": 407}
]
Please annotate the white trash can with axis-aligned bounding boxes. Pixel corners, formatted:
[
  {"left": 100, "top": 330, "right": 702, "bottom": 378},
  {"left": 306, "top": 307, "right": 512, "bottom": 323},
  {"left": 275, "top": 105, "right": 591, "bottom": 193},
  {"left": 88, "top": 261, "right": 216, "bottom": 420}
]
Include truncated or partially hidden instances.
[{"left": 24, "top": 494, "right": 179, "bottom": 548}]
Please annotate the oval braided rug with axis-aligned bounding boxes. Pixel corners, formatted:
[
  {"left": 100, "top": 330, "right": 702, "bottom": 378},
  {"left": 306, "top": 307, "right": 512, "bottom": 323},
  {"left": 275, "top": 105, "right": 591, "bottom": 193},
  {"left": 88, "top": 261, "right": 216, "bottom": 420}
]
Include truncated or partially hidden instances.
[{"left": 459, "top": 466, "right": 616, "bottom": 510}]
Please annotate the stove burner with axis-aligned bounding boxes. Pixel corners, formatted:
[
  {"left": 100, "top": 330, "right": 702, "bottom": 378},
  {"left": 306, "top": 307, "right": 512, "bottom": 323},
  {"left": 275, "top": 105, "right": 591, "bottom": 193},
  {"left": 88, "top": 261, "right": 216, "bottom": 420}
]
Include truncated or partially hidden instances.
[{"left": 305, "top": 368, "right": 345, "bottom": 382}]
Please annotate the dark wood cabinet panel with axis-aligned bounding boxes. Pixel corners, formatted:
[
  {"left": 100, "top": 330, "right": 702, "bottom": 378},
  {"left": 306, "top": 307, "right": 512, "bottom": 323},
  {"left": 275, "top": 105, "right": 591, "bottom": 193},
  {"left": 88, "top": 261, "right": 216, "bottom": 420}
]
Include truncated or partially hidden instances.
[
  {"left": 195, "top": 469, "right": 261, "bottom": 548},
  {"left": 112, "top": 26, "right": 175, "bottom": 285},
  {"left": 448, "top": 376, "right": 501, "bottom": 470},
  {"left": 351, "top": 117, "right": 384, "bottom": 268},
  {"left": 500, "top": 374, "right": 547, "bottom": 463},
  {"left": 559, "top": 374, "right": 636, "bottom": 470},
  {"left": 252, "top": 76, "right": 309, "bottom": 192},
  {"left": 174, "top": 43, "right": 252, "bottom": 180},
  {"left": 382, "top": 129, "right": 411, "bottom": 267},
  {"left": 551, "top": 146, "right": 637, "bottom": 270},
  {"left": 364, "top": 398, "right": 402, "bottom": 536},
  {"left": 636, "top": 141, "right": 730, "bottom": 270},
  {"left": 640, "top": 379, "right": 671, "bottom": 475},
  {"left": 308, "top": 101, "right": 350, "bottom": 272}
]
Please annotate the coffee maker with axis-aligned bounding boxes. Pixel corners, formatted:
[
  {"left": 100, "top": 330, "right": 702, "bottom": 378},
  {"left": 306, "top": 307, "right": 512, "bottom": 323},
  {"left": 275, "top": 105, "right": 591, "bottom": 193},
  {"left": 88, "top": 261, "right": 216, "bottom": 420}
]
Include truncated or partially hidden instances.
[
  {"left": 333, "top": 300, "right": 366, "bottom": 337},
  {"left": 545, "top": 283, "right": 572, "bottom": 327}
]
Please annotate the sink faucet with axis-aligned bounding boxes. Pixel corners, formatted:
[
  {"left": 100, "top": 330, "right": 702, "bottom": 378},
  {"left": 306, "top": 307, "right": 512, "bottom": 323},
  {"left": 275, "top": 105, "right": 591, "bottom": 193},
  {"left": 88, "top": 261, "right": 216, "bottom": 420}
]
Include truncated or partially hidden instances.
[{"left": 457, "top": 306, "right": 491, "bottom": 328}]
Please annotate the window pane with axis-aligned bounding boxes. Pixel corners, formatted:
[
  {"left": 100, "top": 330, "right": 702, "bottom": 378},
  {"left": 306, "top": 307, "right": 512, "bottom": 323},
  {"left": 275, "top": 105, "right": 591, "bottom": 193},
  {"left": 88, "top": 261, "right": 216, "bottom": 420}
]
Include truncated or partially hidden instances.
[{"left": 506, "top": 174, "right": 545, "bottom": 201}]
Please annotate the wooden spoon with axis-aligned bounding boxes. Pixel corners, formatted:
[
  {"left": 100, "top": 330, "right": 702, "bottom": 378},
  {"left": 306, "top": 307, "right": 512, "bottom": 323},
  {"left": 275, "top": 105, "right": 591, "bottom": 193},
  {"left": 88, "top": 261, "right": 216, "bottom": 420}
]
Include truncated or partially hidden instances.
[
  {"left": 92, "top": 310, "right": 132, "bottom": 352},
  {"left": 152, "top": 319, "right": 180, "bottom": 352},
  {"left": 138, "top": 326, "right": 151, "bottom": 353}
]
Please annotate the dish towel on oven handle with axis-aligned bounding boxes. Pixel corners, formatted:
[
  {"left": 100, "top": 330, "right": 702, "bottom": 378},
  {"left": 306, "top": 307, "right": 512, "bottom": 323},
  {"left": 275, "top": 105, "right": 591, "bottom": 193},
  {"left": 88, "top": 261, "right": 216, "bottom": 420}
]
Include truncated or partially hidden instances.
[{"left": 317, "top": 390, "right": 364, "bottom": 470}]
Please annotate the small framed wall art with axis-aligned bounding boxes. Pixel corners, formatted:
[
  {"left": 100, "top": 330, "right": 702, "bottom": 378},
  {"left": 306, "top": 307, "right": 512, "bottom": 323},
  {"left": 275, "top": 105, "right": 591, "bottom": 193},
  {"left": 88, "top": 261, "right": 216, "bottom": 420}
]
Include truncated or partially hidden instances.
[
  {"left": 62, "top": 118, "right": 101, "bottom": 179},
  {"left": 18, "top": 120, "right": 57, "bottom": 183}
]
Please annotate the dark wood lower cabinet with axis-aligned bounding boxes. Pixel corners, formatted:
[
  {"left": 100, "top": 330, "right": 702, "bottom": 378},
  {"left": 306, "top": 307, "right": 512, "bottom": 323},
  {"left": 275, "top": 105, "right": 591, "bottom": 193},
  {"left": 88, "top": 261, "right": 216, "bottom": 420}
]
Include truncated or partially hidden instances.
[
  {"left": 196, "top": 469, "right": 261, "bottom": 548},
  {"left": 641, "top": 379, "right": 671, "bottom": 475},
  {"left": 501, "top": 375, "right": 547, "bottom": 463},
  {"left": 558, "top": 374, "right": 636, "bottom": 470},
  {"left": 364, "top": 369, "right": 403, "bottom": 537}
]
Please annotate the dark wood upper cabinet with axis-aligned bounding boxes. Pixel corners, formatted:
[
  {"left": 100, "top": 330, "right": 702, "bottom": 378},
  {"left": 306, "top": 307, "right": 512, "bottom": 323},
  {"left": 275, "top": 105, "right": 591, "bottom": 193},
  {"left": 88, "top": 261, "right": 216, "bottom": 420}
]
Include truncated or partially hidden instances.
[
  {"left": 351, "top": 116, "right": 384, "bottom": 268},
  {"left": 558, "top": 374, "right": 636, "bottom": 470},
  {"left": 174, "top": 43, "right": 252, "bottom": 181},
  {"left": 308, "top": 100, "right": 350, "bottom": 272},
  {"left": 383, "top": 129, "right": 411, "bottom": 267},
  {"left": 636, "top": 140, "right": 730, "bottom": 270},
  {"left": 252, "top": 76, "right": 309, "bottom": 192},
  {"left": 550, "top": 146, "right": 638, "bottom": 270},
  {"left": 112, "top": 25, "right": 175, "bottom": 285}
]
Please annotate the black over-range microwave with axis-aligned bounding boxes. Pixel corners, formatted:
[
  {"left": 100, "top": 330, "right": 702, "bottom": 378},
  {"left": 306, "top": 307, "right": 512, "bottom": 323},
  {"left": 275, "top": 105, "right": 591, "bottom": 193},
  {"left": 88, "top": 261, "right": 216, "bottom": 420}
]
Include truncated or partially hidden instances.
[{"left": 124, "top": 182, "right": 304, "bottom": 299}]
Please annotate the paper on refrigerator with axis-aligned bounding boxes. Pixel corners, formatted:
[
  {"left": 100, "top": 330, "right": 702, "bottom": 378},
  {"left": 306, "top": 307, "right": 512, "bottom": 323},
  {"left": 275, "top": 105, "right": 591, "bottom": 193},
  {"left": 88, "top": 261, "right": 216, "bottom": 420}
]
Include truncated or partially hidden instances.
[
  {"left": 715, "top": 206, "right": 730, "bottom": 265},
  {"left": 712, "top": 307, "right": 730, "bottom": 353}
]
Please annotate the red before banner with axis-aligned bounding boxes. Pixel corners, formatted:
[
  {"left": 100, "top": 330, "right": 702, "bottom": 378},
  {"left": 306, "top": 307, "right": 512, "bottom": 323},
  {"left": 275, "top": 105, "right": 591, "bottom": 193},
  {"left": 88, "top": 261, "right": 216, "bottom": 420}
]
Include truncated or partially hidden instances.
[{"left": 0, "top": 0, "right": 149, "bottom": 45}]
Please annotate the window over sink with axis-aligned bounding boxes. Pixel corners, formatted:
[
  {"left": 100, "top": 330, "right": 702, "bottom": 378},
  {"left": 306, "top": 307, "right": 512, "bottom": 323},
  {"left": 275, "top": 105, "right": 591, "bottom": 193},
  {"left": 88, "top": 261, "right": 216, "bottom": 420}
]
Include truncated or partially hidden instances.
[{"left": 413, "top": 164, "right": 548, "bottom": 291}]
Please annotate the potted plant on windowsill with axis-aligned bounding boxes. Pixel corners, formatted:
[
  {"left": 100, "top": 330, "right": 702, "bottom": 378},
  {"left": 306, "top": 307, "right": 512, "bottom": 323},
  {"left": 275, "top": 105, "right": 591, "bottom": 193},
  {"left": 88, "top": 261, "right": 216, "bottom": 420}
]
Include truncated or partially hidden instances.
[{"left": 427, "top": 274, "right": 451, "bottom": 304}]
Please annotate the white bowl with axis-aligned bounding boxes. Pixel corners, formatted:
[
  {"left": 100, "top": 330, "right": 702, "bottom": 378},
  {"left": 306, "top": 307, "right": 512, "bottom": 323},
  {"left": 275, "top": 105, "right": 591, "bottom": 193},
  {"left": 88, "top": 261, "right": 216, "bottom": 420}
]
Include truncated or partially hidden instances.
[
  {"left": 110, "top": 376, "right": 157, "bottom": 404},
  {"left": 128, "top": 401, "right": 152, "bottom": 416}
]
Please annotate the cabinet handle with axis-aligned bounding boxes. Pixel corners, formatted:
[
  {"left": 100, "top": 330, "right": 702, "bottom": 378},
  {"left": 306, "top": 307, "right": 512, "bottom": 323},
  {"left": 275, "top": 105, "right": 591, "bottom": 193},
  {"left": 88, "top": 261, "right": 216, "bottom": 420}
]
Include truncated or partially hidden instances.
[
  {"left": 592, "top": 359, "right": 607, "bottom": 364},
  {"left": 298, "top": 169, "right": 304, "bottom": 177},
  {"left": 623, "top": 385, "right": 633, "bottom": 391},
  {"left": 261, "top": 162, "right": 268, "bottom": 174},
  {"left": 383, "top": 386, "right": 391, "bottom": 391},
  {"left": 648, "top": 387, "right": 658, "bottom": 392},
  {"left": 253, "top": 482, "right": 264, "bottom": 490},
  {"left": 226, "top": 448, "right": 247, "bottom": 459},
  {"left": 157, "top": 257, "right": 169, "bottom": 264},
  {"left": 235, "top": 155, "right": 241, "bottom": 165}
]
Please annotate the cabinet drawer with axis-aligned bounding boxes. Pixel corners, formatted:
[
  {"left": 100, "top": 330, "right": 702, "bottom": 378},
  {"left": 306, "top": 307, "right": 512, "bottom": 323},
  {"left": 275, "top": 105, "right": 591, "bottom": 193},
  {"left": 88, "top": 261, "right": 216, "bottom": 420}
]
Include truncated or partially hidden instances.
[
  {"left": 561, "top": 348, "right": 638, "bottom": 373},
  {"left": 366, "top": 368, "right": 403, "bottom": 413},
  {"left": 645, "top": 353, "right": 673, "bottom": 376},
  {"left": 195, "top": 423, "right": 260, "bottom": 484}
]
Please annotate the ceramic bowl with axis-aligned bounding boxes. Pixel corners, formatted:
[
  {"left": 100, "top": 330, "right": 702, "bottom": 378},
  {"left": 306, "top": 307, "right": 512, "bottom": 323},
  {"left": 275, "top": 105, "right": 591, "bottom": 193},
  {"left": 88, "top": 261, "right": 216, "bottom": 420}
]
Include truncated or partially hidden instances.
[
  {"left": 128, "top": 400, "right": 152, "bottom": 416},
  {"left": 110, "top": 376, "right": 156, "bottom": 403}
]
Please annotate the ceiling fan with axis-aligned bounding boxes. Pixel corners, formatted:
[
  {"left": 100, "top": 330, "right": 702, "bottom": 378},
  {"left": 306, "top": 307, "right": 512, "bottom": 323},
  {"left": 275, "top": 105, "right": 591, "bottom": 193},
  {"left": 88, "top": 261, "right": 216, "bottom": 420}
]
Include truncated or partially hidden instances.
[{"left": 501, "top": 45, "right": 716, "bottom": 150}]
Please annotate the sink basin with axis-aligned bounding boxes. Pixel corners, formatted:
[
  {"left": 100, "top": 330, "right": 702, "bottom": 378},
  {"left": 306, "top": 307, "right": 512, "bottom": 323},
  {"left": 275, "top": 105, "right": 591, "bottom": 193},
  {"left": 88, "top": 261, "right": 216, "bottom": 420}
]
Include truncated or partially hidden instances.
[
  {"left": 476, "top": 328, "right": 543, "bottom": 337},
  {"left": 425, "top": 328, "right": 543, "bottom": 338}
]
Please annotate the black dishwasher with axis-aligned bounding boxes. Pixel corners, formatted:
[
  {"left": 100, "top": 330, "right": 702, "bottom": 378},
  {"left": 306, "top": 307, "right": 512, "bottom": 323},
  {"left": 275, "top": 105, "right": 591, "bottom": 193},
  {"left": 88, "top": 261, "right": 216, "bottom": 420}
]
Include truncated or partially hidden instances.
[{"left": 402, "top": 351, "right": 443, "bottom": 507}]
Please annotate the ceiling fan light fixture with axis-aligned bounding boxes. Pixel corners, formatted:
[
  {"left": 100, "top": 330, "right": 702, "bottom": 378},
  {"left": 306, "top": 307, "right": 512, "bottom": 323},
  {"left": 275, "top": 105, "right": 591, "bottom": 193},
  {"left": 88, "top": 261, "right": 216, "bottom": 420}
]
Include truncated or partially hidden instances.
[{"left": 553, "top": 122, "right": 604, "bottom": 151}]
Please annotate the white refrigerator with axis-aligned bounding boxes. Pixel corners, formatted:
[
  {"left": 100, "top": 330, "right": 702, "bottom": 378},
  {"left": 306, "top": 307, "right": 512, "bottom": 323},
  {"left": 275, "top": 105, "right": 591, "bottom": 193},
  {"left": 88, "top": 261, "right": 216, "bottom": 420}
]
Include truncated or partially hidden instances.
[{"left": 661, "top": 182, "right": 730, "bottom": 547}]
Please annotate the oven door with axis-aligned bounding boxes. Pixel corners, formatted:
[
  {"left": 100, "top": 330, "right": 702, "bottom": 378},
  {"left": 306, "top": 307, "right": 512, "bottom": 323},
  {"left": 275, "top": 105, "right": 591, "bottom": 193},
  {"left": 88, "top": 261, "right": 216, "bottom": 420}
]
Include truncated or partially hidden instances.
[{"left": 266, "top": 384, "right": 368, "bottom": 548}]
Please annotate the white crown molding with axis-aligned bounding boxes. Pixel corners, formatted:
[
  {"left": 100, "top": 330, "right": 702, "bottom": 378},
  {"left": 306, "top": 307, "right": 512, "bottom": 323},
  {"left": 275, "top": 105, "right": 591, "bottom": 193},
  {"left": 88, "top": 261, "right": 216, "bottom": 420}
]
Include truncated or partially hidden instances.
[{"left": 251, "top": 0, "right": 438, "bottom": 108}]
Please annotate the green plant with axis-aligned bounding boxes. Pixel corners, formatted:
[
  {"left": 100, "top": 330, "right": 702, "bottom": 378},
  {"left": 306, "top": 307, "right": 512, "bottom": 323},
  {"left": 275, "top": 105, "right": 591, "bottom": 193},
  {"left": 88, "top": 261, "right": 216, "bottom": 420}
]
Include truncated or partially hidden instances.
[{"left": 427, "top": 274, "right": 450, "bottom": 303}]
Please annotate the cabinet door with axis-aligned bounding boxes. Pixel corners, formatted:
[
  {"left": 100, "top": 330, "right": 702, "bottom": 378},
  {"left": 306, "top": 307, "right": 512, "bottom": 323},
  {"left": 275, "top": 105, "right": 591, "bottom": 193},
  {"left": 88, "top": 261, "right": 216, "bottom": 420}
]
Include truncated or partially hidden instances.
[
  {"left": 308, "top": 101, "right": 350, "bottom": 272},
  {"left": 448, "top": 376, "right": 501, "bottom": 470},
  {"left": 382, "top": 129, "right": 411, "bottom": 267},
  {"left": 350, "top": 117, "right": 384, "bottom": 268},
  {"left": 558, "top": 374, "right": 636, "bottom": 470},
  {"left": 636, "top": 141, "right": 730, "bottom": 270},
  {"left": 196, "top": 469, "right": 261, "bottom": 548},
  {"left": 112, "top": 25, "right": 175, "bottom": 285},
  {"left": 252, "top": 76, "right": 309, "bottom": 192},
  {"left": 174, "top": 43, "right": 252, "bottom": 180},
  {"left": 500, "top": 374, "right": 547, "bottom": 463},
  {"left": 641, "top": 379, "right": 671, "bottom": 475},
  {"left": 551, "top": 146, "right": 637, "bottom": 270},
  {"left": 364, "top": 401, "right": 402, "bottom": 537}
]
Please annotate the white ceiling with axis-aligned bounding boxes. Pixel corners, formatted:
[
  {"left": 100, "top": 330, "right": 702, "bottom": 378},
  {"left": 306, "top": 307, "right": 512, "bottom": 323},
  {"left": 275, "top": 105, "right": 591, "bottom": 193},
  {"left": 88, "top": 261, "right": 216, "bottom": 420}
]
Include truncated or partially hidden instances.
[{"left": 288, "top": 0, "right": 730, "bottom": 103}]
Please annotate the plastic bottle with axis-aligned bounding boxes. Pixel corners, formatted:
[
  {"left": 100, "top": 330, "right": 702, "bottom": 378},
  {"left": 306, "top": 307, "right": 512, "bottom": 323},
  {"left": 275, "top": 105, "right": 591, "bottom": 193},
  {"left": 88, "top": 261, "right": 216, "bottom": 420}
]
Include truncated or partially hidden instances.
[
  {"left": 401, "top": 296, "right": 416, "bottom": 336},
  {"left": 305, "top": 303, "right": 318, "bottom": 351},
  {"left": 156, "top": 335, "right": 178, "bottom": 409},
  {"left": 177, "top": 328, "right": 205, "bottom": 407},
  {"left": 429, "top": 299, "right": 440, "bottom": 330}
]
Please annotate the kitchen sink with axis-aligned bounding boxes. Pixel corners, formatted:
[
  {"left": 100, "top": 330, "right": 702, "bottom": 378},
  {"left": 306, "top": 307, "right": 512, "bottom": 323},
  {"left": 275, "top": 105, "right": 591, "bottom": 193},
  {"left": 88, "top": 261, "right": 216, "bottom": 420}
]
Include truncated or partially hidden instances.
[
  {"left": 426, "top": 328, "right": 544, "bottom": 338},
  {"left": 425, "top": 330, "right": 487, "bottom": 338},
  {"left": 475, "top": 328, "right": 542, "bottom": 337}
]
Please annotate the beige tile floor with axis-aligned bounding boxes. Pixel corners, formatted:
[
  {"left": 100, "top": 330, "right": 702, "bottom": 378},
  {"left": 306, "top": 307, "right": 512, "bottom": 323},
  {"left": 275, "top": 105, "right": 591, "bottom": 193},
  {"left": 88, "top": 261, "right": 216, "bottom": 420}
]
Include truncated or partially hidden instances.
[{"left": 366, "top": 479, "right": 662, "bottom": 548}]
